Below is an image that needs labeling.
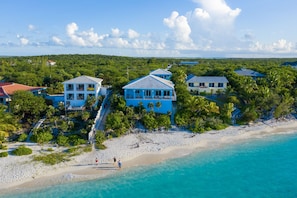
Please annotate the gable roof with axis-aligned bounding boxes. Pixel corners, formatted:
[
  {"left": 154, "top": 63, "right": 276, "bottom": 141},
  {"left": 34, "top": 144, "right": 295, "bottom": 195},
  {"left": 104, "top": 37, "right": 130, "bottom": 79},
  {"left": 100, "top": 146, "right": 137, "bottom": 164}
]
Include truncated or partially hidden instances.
[
  {"left": 0, "top": 82, "right": 44, "bottom": 97},
  {"left": 234, "top": 68, "right": 264, "bottom": 77},
  {"left": 186, "top": 76, "right": 229, "bottom": 83},
  {"left": 123, "top": 75, "right": 174, "bottom": 90},
  {"left": 150, "top": 69, "right": 172, "bottom": 76},
  {"left": 63, "top": 75, "right": 103, "bottom": 84}
]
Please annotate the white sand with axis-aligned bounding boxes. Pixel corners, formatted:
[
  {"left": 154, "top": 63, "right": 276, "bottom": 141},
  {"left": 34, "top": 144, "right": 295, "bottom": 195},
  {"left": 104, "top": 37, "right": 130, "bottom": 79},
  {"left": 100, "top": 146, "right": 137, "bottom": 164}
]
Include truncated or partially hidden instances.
[{"left": 1, "top": 117, "right": 297, "bottom": 194}]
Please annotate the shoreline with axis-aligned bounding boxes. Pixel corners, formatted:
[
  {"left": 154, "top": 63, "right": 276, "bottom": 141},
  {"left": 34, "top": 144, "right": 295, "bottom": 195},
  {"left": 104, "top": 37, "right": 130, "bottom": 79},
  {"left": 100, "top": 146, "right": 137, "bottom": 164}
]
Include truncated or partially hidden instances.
[{"left": 1, "top": 118, "right": 297, "bottom": 196}]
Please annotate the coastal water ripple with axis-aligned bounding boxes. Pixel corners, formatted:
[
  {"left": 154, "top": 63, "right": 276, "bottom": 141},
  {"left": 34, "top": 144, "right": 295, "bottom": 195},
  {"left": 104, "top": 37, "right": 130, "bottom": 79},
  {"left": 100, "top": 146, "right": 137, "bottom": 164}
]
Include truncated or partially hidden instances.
[{"left": 2, "top": 133, "right": 297, "bottom": 198}]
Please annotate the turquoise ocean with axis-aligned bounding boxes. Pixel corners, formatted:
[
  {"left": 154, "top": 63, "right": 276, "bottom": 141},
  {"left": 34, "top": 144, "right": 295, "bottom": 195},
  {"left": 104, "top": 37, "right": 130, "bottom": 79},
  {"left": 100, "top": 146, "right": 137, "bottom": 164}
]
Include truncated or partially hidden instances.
[{"left": 2, "top": 132, "right": 297, "bottom": 198}]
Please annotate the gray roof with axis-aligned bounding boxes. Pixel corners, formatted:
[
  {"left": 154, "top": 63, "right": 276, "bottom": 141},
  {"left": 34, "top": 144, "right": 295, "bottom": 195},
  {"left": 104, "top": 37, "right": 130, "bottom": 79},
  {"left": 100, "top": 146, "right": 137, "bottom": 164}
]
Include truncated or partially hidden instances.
[
  {"left": 150, "top": 69, "right": 172, "bottom": 75},
  {"left": 63, "top": 75, "right": 103, "bottom": 84},
  {"left": 180, "top": 61, "right": 199, "bottom": 65},
  {"left": 186, "top": 76, "right": 229, "bottom": 83},
  {"left": 123, "top": 75, "right": 174, "bottom": 90},
  {"left": 234, "top": 68, "right": 264, "bottom": 77}
]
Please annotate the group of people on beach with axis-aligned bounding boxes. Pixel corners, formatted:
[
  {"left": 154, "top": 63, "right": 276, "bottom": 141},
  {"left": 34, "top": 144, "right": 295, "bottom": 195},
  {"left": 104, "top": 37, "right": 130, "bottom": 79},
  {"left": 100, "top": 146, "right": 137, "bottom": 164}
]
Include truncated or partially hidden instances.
[{"left": 95, "top": 157, "right": 122, "bottom": 169}]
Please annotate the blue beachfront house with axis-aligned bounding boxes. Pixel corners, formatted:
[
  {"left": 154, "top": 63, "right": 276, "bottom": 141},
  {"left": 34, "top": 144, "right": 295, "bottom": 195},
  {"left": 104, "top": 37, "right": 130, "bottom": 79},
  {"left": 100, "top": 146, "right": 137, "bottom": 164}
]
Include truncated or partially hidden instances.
[
  {"left": 123, "top": 75, "right": 176, "bottom": 114},
  {"left": 149, "top": 69, "right": 172, "bottom": 80},
  {"left": 62, "top": 75, "right": 103, "bottom": 110}
]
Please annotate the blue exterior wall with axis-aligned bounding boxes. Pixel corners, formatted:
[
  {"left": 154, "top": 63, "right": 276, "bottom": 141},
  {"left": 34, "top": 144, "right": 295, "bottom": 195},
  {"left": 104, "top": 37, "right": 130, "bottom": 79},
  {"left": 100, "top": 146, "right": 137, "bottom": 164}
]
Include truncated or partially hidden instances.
[
  {"left": 124, "top": 88, "right": 174, "bottom": 114},
  {"left": 125, "top": 99, "right": 172, "bottom": 114},
  {"left": 45, "top": 94, "right": 64, "bottom": 107}
]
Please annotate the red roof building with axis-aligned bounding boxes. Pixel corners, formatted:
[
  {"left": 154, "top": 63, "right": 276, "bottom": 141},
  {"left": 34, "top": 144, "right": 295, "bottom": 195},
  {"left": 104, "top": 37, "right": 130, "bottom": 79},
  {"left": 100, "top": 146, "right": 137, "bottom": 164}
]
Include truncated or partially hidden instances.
[{"left": 0, "top": 82, "right": 45, "bottom": 105}]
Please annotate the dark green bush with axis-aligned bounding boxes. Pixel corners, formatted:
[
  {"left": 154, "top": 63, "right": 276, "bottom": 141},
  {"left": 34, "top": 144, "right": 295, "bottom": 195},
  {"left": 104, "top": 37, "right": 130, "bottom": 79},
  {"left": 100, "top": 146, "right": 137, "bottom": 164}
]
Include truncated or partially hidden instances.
[
  {"left": 0, "top": 144, "right": 7, "bottom": 150},
  {"left": 18, "top": 133, "right": 28, "bottom": 142},
  {"left": 0, "top": 152, "right": 8, "bottom": 157},
  {"left": 12, "top": 145, "right": 32, "bottom": 156},
  {"left": 56, "top": 135, "right": 69, "bottom": 146}
]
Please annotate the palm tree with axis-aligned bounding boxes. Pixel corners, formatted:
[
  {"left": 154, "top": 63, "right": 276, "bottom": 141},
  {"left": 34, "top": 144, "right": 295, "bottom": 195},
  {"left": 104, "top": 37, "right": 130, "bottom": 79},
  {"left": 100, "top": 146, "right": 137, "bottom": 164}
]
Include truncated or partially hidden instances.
[
  {"left": 156, "top": 101, "right": 162, "bottom": 111},
  {"left": 148, "top": 102, "right": 154, "bottom": 112}
]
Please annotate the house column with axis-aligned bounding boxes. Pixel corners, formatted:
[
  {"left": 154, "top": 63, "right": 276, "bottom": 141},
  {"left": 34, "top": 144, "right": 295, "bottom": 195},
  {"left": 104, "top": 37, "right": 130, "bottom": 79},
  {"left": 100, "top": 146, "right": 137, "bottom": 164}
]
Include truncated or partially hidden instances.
[
  {"left": 133, "top": 90, "right": 135, "bottom": 99},
  {"left": 142, "top": 90, "right": 144, "bottom": 99},
  {"left": 152, "top": 90, "right": 155, "bottom": 99}
]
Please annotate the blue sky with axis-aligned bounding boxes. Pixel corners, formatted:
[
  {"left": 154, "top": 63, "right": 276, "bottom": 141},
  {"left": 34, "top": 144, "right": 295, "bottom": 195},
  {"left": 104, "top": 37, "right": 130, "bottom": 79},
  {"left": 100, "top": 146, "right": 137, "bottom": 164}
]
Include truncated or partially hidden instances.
[{"left": 1, "top": 0, "right": 296, "bottom": 58}]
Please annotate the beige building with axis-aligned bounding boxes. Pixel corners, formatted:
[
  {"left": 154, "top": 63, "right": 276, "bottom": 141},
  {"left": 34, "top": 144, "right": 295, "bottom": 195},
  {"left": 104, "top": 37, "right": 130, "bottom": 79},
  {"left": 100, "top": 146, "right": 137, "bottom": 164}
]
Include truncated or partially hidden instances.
[{"left": 186, "top": 75, "right": 228, "bottom": 94}]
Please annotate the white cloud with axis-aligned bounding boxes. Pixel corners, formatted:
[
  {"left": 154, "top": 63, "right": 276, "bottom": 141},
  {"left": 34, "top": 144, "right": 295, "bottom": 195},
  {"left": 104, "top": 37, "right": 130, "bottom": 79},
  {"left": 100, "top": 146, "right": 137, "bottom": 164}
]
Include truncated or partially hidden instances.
[
  {"left": 111, "top": 28, "right": 121, "bottom": 37},
  {"left": 193, "top": 8, "right": 210, "bottom": 19},
  {"left": 163, "top": 11, "right": 194, "bottom": 49},
  {"left": 28, "top": 24, "right": 35, "bottom": 31},
  {"left": 16, "top": 34, "right": 29, "bottom": 45},
  {"left": 66, "top": 22, "right": 106, "bottom": 47},
  {"left": 249, "top": 39, "right": 294, "bottom": 53},
  {"left": 52, "top": 36, "right": 64, "bottom": 45},
  {"left": 128, "top": 29, "right": 139, "bottom": 39}
]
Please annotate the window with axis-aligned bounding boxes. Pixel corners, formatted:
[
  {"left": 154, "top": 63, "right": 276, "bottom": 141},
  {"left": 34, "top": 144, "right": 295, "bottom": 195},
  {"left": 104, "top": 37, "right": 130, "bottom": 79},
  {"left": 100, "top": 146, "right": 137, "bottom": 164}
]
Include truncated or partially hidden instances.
[
  {"left": 87, "top": 84, "right": 95, "bottom": 91},
  {"left": 209, "top": 83, "right": 214, "bottom": 87},
  {"left": 88, "top": 94, "right": 95, "bottom": 98},
  {"left": 77, "top": 94, "right": 84, "bottom": 100},
  {"left": 218, "top": 83, "right": 223, "bottom": 87},
  {"left": 145, "top": 90, "right": 151, "bottom": 97},
  {"left": 135, "top": 90, "right": 141, "bottom": 98},
  {"left": 189, "top": 83, "right": 194, "bottom": 87},
  {"left": 155, "top": 90, "right": 161, "bottom": 97},
  {"left": 66, "top": 84, "right": 74, "bottom": 91},
  {"left": 164, "top": 90, "right": 170, "bottom": 96},
  {"left": 76, "top": 84, "right": 84, "bottom": 91},
  {"left": 67, "top": 94, "right": 74, "bottom": 100},
  {"left": 199, "top": 83, "right": 205, "bottom": 87}
]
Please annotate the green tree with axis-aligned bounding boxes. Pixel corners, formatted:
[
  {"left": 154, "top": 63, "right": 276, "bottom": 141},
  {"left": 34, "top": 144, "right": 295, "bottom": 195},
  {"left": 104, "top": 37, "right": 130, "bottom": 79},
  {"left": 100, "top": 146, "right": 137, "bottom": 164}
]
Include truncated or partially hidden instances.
[
  {"left": 0, "top": 104, "right": 19, "bottom": 138},
  {"left": 85, "top": 96, "right": 96, "bottom": 110},
  {"left": 11, "top": 91, "right": 47, "bottom": 123},
  {"left": 81, "top": 111, "right": 90, "bottom": 121}
]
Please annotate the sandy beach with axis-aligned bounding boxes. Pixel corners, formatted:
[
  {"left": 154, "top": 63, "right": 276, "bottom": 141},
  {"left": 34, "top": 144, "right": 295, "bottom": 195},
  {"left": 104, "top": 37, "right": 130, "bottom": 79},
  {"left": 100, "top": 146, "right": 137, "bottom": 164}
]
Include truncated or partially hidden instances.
[{"left": 1, "top": 117, "right": 297, "bottom": 195}]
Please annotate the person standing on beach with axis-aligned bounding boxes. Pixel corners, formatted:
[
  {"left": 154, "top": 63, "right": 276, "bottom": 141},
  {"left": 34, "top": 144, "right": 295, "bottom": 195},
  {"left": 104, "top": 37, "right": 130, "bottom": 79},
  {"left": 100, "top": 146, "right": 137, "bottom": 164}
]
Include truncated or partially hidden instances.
[
  {"left": 95, "top": 157, "right": 98, "bottom": 165},
  {"left": 113, "top": 157, "right": 116, "bottom": 165},
  {"left": 118, "top": 159, "right": 122, "bottom": 169}
]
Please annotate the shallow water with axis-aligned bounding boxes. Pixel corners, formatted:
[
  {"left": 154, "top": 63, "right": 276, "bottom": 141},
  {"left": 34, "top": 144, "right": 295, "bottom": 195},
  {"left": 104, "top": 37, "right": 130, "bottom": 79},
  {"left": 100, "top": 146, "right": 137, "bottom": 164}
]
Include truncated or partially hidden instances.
[{"left": 2, "top": 133, "right": 297, "bottom": 198}]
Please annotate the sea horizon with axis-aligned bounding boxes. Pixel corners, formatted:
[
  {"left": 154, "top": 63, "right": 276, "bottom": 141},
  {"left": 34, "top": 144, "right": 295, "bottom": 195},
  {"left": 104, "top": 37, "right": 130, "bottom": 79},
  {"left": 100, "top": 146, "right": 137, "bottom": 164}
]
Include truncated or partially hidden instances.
[{"left": 2, "top": 131, "right": 297, "bottom": 198}]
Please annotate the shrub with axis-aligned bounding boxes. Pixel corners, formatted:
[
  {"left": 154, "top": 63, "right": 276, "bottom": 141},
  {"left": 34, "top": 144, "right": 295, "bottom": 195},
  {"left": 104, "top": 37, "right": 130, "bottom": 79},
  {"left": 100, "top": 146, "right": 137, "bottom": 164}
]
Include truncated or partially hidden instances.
[
  {"left": 67, "top": 147, "right": 79, "bottom": 153},
  {"left": 12, "top": 145, "right": 32, "bottom": 156},
  {"left": 47, "top": 148, "right": 54, "bottom": 152},
  {"left": 0, "top": 144, "right": 7, "bottom": 150},
  {"left": 0, "top": 152, "right": 8, "bottom": 157},
  {"left": 18, "top": 133, "right": 28, "bottom": 142},
  {"left": 57, "top": 135, "right": 69, "bottom": 146},
  {"left": 31, "top": 130, "right": 53, "bottom": 144},
  {"left": 34, "top": 153, "right": 68, "bottom": 165},
  {"left": 95, "top": 143, "right": 106, "bottom": 150},
  {"left": 83, "top": 145, "right": 92, "bottom": 152}
]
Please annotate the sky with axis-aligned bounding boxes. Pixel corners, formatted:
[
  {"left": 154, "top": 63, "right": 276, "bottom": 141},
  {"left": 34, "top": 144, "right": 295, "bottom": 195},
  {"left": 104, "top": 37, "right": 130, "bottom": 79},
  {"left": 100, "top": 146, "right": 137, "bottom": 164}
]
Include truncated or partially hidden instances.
[{"left": 1, "top": 0, "right": 297, "bottom": 58}]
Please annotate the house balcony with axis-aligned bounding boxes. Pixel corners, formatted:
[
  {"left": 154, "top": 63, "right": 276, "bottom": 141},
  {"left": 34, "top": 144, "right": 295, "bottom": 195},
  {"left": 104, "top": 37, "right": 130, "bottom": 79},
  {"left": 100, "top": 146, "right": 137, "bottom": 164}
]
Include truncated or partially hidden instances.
[{"left": 87, "top": 87, "right": 95, "bottom": 91}]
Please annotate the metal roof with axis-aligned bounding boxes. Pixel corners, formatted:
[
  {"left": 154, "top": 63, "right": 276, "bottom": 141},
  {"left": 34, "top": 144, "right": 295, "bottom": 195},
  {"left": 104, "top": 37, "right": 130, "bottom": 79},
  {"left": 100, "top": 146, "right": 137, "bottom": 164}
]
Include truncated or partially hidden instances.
[
  {"left": 123, "top": 75, "right": 174, "bottom": 90},
  {"left": 150, "top": 69, "right": 172, "bottom": 75},
  {"left": 63, "top": 75, "right": 103, "bottom": 84},
  {"left": 234, "top": 68, "right": 264, "bottom": 77},
  {"left": 186, "top": 76, "right": 229, "bottom": 83}
]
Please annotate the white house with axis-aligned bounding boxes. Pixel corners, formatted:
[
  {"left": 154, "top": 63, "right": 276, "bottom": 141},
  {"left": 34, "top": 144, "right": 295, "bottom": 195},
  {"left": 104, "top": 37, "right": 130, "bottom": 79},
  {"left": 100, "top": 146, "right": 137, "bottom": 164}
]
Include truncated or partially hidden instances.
[
  {"left": 62, "top": 75, "right": 103, "bottom": 110},
  {"left": 149, "top": 69, "right": 172, "bottom": 80},
  {"left": 123, "top": 75, "right": 176, "bottom": 114},
  {"left": 46, "top": 60, "right": 56, "bottom": 66},
  {"left": 186, "top": 75, "right": 228, "bottom": 94}
]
